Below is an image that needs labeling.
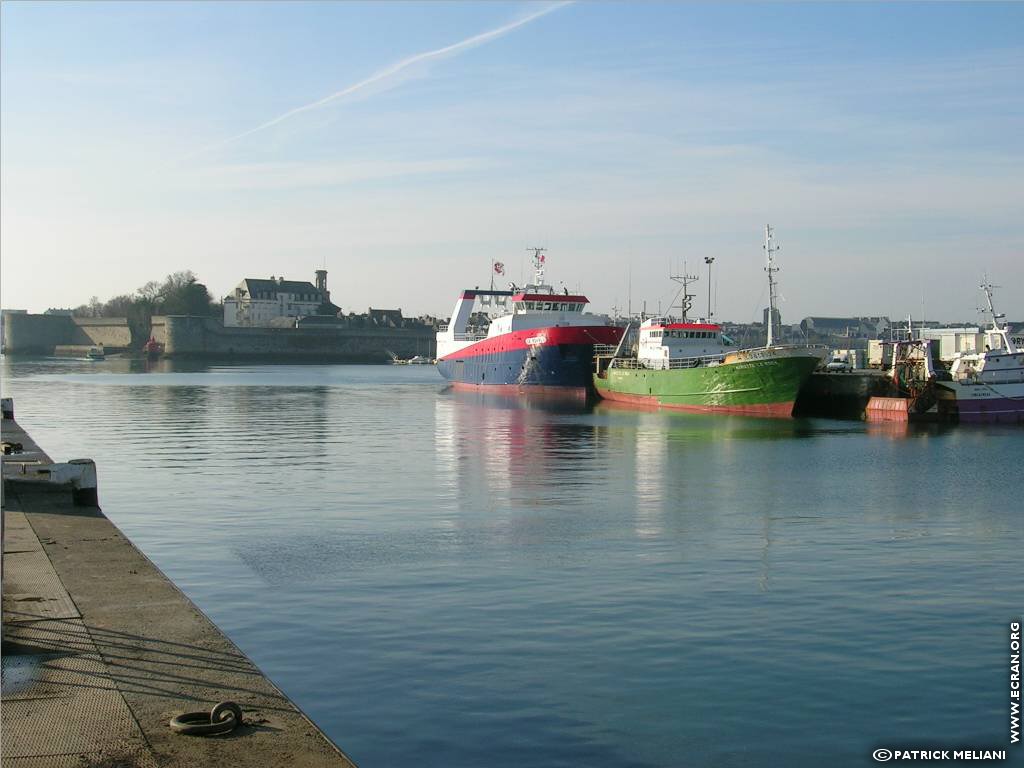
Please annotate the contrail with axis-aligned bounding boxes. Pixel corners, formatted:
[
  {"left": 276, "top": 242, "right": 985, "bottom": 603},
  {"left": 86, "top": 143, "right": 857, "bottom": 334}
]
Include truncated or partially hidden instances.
[{"left": 190, "top": 2, "right": 571, "bottom": 158}]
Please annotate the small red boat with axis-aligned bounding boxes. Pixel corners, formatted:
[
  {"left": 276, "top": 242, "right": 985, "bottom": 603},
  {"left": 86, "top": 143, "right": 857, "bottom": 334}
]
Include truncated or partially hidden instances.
[{"left": 142, "top": 336, "right": 164, "bottom": 360}]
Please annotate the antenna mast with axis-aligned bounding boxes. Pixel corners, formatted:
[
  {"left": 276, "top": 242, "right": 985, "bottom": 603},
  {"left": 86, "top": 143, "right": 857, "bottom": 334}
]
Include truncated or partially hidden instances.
[
  {"left": 980, "top": 275, "right": 1004, "bottom": 331},
  {"left": 764, "top": 225, "right": 780, "bottom": 347},
  {"left": 669, "top": 260, "right": 699, "bottom": 323},
  {"left": 527, "top": 247, "right": 547, "bottom": 286}
]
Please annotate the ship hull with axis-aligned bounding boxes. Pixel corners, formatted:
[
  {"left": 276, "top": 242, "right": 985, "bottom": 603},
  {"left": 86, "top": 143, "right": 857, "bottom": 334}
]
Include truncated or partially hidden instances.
[
  {"left": 594, "top": 353, "right": 821, "bottom": 417},
  {"left": 936, "top": 380, "right": 1024, "bottom": 424},
  {"left": 438, "top": 325, "right": 622, "bottom": 393}
]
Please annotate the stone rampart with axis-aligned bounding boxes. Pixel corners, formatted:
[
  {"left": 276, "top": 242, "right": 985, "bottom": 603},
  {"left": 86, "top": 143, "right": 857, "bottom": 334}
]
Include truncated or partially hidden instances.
[
  {"left": 1, "top": 314, "right": 131, "bottom": 353},
  {"left": 162, "top": 315, "right": 435, "bottom": 361}
]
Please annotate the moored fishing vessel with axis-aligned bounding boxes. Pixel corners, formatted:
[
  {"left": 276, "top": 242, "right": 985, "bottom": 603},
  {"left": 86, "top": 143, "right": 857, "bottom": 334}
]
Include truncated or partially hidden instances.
[
  {"left": 934, "top": 280, "right": 1024, "bottom": 424},
  {"left": 593, "top": 226, "right": 826, "bottom": 416},
  {"left": 436, "top": 249, "right": 623, "bottom": 394}
]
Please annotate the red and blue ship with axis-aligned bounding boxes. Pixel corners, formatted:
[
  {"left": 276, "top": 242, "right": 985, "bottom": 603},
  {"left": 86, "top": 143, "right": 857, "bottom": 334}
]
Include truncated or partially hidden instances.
[{"left": 436, "top": 251, "right": 623, "bottom": 395}]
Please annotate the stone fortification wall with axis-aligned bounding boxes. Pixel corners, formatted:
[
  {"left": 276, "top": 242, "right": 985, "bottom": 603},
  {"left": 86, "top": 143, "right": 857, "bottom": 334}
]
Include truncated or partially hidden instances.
[
  {"left": 2, "top": 313, "right": 74, "bottom": 353},
  {"left": 71, "top": 317, "right": 132, "bottom": 348},
  {"left": 1, "top": 314, "right": 132, "bottom": 353},
  {"left": 162, "top": 315, "right": 435, "bottom": 361}
]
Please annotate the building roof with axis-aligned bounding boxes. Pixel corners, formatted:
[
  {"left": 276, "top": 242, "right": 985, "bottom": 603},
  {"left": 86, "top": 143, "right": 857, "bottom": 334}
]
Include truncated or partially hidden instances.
[
  {"left": 240, "top": 278, "right": 320, "bottom": 297},
  {"left": 801, "top": 316, "right": 887, "bottom": 330}
]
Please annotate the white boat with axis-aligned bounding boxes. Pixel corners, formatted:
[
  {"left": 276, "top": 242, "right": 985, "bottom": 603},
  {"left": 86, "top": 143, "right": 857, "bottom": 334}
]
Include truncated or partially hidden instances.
[
  {"left": 387, "top": 351, "right": 434, "bottom": 365},
  {"left": 86, "top": 345, "right": 105, "bottom": 361},
  {"left": 935, "top": 280, "right": 1024, "bottom": 424}
]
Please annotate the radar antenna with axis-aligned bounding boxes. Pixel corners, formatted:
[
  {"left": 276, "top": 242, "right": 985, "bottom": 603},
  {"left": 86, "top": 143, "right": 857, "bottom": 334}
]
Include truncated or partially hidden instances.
[{"left": 669, "top": 261, "right": 700, "bottom": 323}]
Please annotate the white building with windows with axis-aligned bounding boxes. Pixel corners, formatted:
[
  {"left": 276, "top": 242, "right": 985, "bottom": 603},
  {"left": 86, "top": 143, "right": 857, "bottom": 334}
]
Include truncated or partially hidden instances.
[{"left": 223, "top": 270, "right": 338, "bottom": 327}]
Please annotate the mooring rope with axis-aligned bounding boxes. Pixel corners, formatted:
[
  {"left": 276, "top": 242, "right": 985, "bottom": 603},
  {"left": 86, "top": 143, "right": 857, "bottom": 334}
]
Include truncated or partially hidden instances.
[{"left": 169, "top": 701, "right": 243, "bottom": 736}]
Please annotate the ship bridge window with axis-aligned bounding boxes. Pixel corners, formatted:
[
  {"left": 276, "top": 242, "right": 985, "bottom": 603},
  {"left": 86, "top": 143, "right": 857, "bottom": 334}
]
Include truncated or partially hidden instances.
[{"left": 544, "top": 302, "right": 552, "bottom": 311}]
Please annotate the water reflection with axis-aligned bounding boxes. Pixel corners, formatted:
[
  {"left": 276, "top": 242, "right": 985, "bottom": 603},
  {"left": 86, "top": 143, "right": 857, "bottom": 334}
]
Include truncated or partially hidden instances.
[
  {"left": 2, "top": 356, "right": 1021, "bottom": 768},
  {"left": 434, "top": 388, "right": 600, "bottom": 503},
  {"left": 633, "top": 420, "right": 666, "bottom": 539}
]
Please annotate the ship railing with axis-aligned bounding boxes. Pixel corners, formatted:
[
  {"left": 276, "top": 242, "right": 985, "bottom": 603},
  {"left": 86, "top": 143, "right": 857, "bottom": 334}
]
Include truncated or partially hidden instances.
[
  {"left": 608, "top": 354, "right": 724, "bottom": 371},
  {"left": 727, "top": 343, "right": 830, "bottom": 362},
  {"left": 437, "top": 324, "right": 488, "bottom": 342},
  {"left": 607, "top": 344, "right": 829, "bottom": 371},
  {"left": 593, "top": 344, "right": 619, "bottom": 356},
  {"left": 667, "top": 354, "right": 727, "bottom": 369}
]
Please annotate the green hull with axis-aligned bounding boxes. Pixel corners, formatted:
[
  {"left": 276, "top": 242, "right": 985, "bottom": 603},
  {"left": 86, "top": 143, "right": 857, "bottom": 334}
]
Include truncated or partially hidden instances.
[{"left": 594, "top": 352, "right": 822, "bottom": 417}]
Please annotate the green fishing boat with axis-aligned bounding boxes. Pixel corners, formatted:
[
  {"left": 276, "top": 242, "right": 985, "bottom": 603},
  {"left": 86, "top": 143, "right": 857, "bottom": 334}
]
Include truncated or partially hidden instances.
[{"left": 593, "top": 226, "right": 826, "bottom": 417}]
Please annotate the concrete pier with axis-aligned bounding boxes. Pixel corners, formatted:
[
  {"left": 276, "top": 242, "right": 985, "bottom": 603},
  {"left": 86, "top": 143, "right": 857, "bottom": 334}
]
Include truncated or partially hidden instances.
[{"left": 1, "top": 418, "right": 357, "bottom": 768}]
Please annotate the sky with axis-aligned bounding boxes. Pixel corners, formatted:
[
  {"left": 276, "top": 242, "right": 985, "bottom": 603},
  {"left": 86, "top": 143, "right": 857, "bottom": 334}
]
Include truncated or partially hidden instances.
[{"left": 2, "top": 1, "right": 1022, "bottom": 324}]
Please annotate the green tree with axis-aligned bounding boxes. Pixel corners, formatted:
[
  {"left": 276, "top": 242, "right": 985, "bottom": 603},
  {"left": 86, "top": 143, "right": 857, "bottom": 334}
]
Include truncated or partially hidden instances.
[{"left": 71, "top": 271, "right": 220, "bottom": 348}]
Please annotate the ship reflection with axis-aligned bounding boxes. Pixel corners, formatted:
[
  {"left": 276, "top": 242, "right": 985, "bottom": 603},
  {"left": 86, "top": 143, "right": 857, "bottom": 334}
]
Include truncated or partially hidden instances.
[{"left": 433, "top": 388, "right": 598, "bottom": 504}]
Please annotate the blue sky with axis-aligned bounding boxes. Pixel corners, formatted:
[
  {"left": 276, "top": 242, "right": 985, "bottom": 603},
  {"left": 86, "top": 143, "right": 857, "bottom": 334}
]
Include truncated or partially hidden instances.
[{"left": 2, "top": 2, "right": 1021, "bottom": 322}]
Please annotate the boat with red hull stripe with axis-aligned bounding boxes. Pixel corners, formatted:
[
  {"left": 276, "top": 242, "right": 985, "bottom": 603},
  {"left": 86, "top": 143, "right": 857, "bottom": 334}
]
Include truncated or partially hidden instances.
[
  {"left": 436, "top": 249, "right": 623, "bottom": 391},
  {"left": 591, "top": 226, "right": 827, "bottom": 418},
  {"left": 444, "top": 325, "right": 622, "bottom": 359}
]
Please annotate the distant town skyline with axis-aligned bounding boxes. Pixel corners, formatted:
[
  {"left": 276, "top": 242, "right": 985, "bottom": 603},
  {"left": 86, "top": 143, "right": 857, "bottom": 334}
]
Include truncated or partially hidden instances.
[{"left": 2, "top": 2, "right": 1021, "bottom": 322}]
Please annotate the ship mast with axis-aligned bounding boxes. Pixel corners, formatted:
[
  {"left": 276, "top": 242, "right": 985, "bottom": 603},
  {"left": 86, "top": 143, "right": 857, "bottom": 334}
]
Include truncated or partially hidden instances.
[
  {"left": 980, "top": 276, "right": 1004, "bottom": 331},
  {"left": 979, "top": 275, "right": 1016, "bottom": 354},
  {"left": 527, "top": 246, "right": 547, "bottom": 287},
  {"left": 764, "top": 225, "right": 780, "bottom": 347},
  {"left": 669, "top": 261, "right": 699, "bottom": 322}
]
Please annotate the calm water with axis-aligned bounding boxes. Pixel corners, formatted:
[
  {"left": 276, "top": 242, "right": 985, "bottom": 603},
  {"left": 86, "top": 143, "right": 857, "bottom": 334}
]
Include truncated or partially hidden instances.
[{"left": 2, "top": 356, "right": 1021, "bottom": 767}]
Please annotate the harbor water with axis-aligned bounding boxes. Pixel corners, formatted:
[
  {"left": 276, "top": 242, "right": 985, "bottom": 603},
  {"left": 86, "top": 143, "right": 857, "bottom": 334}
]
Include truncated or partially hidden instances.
[{"left": 2, "top": 357, "right": 1021, "bottom": 767}]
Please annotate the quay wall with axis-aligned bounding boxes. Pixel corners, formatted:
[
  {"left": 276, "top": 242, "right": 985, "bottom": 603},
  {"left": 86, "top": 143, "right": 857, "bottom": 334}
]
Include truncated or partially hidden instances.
[
  {"left": 156, "top": 315, "right": 436, "bottom": 361},
  {"left": 1, "top": 417, "right": 357, "bottom": 767},
  {"left": 1, "top": 313, "right": 131, "bottom": 353}
]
